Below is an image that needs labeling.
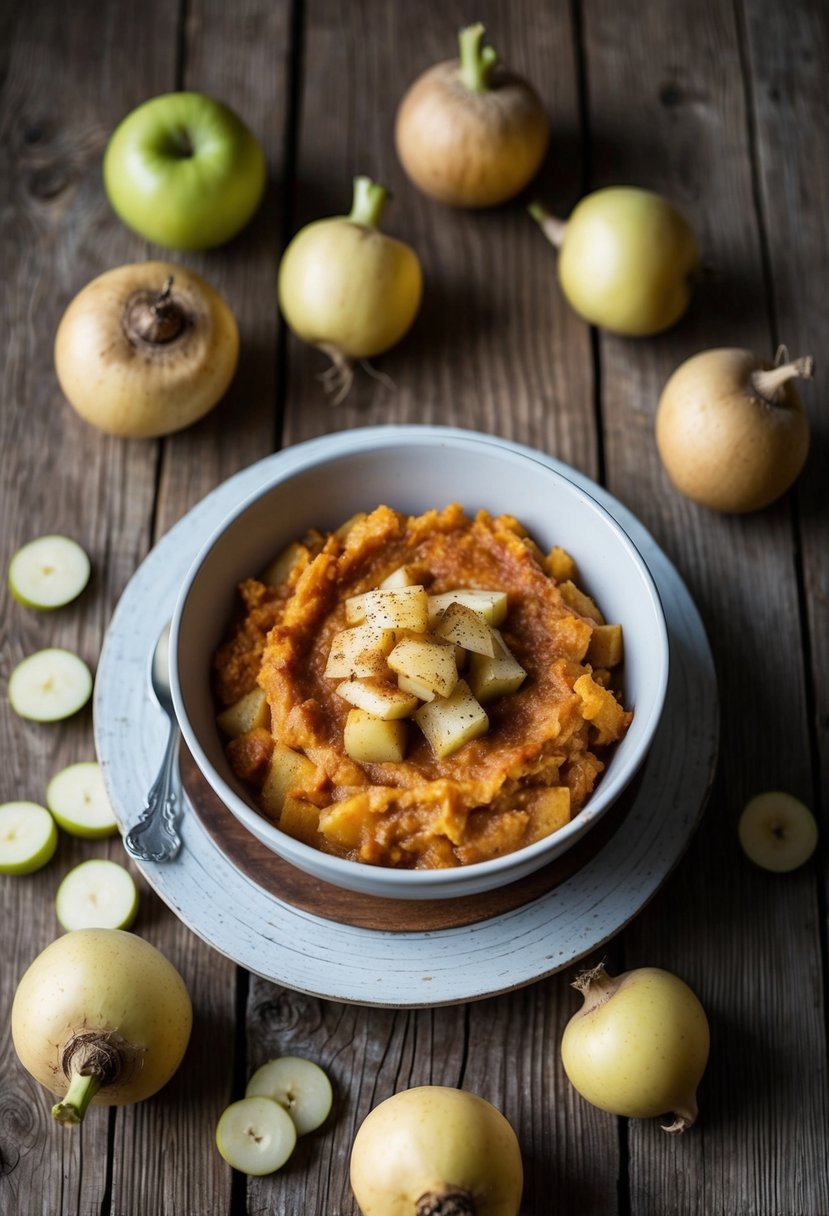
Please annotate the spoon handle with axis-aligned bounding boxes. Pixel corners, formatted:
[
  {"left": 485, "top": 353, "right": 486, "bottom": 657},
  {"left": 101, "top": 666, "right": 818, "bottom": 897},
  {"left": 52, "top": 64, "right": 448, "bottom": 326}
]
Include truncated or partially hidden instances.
[{"left": 124, "top": 722, "right": 182, "bottom": 863}]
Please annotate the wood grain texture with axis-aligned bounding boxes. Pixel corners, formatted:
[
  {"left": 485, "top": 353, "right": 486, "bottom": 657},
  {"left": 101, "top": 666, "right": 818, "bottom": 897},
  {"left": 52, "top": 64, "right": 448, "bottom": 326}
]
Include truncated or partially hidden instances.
[
  {"left": 579, "top": 1, "right": 829, "bottom": 1213},
  {"left": 0, "top": 1, "right": 826, "bottom": 1213}
]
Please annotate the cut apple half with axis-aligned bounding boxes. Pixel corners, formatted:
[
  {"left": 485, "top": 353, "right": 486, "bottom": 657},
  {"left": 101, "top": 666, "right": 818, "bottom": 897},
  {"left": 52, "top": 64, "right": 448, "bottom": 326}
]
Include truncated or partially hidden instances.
[
  {"left": 215, "top": 1096, "right": 297, "bottom": 1175},
  {"left": 55, "top": 859, "right": 139, "bottom": 931},
  {"left": 46, "top": 761, "right": 118, "bottom": 838},
  {"left": 0, "top": 801, "right": 58, "bottom": 874},
  {"left": 738, "top": 791, "right": 818, "bottom": 872},
  {"left": 8, "top": 535, "right": 91, "bottom": 610},
  {"left": 8, "top": 648, "right": 93, "bottom": 722},
  {"left": 245, "top": 1056, "right": 333, "bottom": 1136}
]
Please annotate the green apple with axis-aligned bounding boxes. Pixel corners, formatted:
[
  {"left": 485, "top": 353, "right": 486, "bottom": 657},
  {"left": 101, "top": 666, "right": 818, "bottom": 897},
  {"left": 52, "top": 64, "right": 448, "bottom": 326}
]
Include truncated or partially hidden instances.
[
  {"left": 103, "top": 91, "right": 266, "bottom": 250},
  {"left": 55, "top": 859, "right": 139, "bottom": 931},
  {"left": 8, "top": 535, "right": 90, "bottom": 610},
  {"left": 215, "top": 1096, "right": 297, "bottom": 1175},
  {"left": 245, "top": 1057, "right": 333, "bottom": 1136},
  {"left": 46, "top": 762, "right": 118, "bottom": 838},
  {"left": 8, "top": 649, "right": 93, "bottom": 722},
  {"left": 0, "top": 802, "right": 58, "bottom": 874}
]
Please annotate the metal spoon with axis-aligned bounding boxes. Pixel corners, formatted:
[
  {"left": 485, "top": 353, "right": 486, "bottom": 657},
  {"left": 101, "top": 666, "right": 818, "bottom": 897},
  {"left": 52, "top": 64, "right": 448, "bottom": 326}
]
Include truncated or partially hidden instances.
[{"left": 124, "top": 623, "right": 182, "bottom": 863}]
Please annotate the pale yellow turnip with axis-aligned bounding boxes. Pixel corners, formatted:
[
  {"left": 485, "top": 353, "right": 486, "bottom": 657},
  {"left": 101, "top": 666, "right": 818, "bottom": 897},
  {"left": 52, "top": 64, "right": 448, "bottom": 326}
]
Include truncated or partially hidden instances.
[
  {"left": 561, "top": 962, "right": 709, "bottom": 1132},
  {"left": 656, "top": 346, "right": 812, "bottom": 512},
  {"left": 12, "top": 928, "right": 192, "bottom": 1124},
  {"left": 55, "top": 261, "right": 239, "bottom": 438},
  {"left": 349, "top": 1085, "right": 523, "bottom": 1216}
]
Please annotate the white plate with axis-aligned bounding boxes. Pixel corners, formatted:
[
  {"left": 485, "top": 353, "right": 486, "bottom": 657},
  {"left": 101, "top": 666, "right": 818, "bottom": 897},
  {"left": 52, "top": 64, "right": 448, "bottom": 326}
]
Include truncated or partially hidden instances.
[{"left": 95, "top": 426, "right": 718, "bottom": 1008}]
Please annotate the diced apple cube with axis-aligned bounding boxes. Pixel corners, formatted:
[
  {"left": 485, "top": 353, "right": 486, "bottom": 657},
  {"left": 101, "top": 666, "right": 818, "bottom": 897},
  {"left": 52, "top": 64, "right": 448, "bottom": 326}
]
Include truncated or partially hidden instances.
[
  {"left": 559, "top": 580, "right": 605, "bottom": 624},
  {"left": 379, "top": 564, "right": 417, "bottom": 589},
  {"left": 586, "top": 622, "right": 624, "bottom": 668},
  {"left": 335, "top": 679, "right": 420, "bottom": 720},
  {"left": 278, "top": 796, "right": 321, "bottom": 846},
  {"left": 324, "top": 624, "right": 395, "bottom": 679},
  {"left": 260, "top": 542, "right": 306, "bottom": 587},
  {"left": 345, "top": 585, "right": 429, "bottom": 630},
  {"left": 414, "top": 679, "right": 489, "bottom": 758},
  {"left": 216, "top": 687, "right": 269, "bottom": 738},
  {"left": 387, "top": 635, "right": 459, "bottom": 697},
  {"left": 468, "top": 629, "right": 527, "bottom": 703},
  {"left": 434, "top": 601, "right": 496, "bottom": 657},
  {"left": 427, "top": 589, "right": 508, "bottom": 627},
  {"left": 397, "top": 672, "right": 436, "bottom": 702},
  {"left": 260, "top": 744, "right": 318, "bottom": 819},
  {"left": 343, "top": 709, "right": 408, "bottom": 763}
]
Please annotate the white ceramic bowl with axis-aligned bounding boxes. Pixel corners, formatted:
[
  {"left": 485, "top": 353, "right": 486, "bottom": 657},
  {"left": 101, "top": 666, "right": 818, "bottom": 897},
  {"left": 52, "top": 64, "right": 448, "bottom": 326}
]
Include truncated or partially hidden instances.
[{"left": 170, "top": 426, "right": 669, "bottom": 900}]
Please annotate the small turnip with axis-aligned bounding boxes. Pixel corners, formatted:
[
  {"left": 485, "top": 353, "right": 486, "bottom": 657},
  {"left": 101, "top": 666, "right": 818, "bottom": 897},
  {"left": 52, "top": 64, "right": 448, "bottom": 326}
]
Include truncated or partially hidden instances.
[
  {"left": 395, "top": 24, "right": 550, "bottom": 209},
  {"left": 349, "top": 1085, "right": 523, "bottom": 1216},
  {"left": 561, "top": 962, "right": 710, "bottom": 1132},
  {"left": 656, "top": 346, "right": 812, "bottom": 512},
  {"left": 277, "top": 176, "right": 423, "bottom": 402},
  {"left": 530, "top": 186, "right": 699, "bottom": 335},
  {"left": 11, "top": 928, "right": 192, "bottom": 1124}
]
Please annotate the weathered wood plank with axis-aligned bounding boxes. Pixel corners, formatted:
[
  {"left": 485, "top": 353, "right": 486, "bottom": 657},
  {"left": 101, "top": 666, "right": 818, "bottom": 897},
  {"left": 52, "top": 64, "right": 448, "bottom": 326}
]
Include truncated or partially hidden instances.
[
  {"left": 106, "top": 3, "right": 292, "bottom": 1215},
  {"left": 579, "top": 1, "right": 829, "bottom": 1212},
  {"left": 0, "top": 2, "right": 180, "bottom": 1213}
]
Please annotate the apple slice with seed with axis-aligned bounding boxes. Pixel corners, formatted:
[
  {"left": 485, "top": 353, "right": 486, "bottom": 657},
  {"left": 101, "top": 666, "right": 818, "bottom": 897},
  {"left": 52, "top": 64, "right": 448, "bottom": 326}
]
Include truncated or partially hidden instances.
[
  {"left": 8, "top": 649, "right": 93, "bottom": 722},
  {"left": 738, "top": 791, "right": 818, "bottom": 872},
  {"left": 55, "top": 859, "right": 139, "bottom": 931},
  {"left": 215, "top": 1096, "right": 297, "bottom": 1175},
  {"left": 46, "top": 761, "right": 118, "bottom": 838},
  {"left": 0, "top": 802, "right": 58, "bottom": 874},
  {"left": 8, "top": 535, "right": 91, "bottom": 610},
  {"left": 246, "top": 1057, "right": 333, "bottom": 1136}
]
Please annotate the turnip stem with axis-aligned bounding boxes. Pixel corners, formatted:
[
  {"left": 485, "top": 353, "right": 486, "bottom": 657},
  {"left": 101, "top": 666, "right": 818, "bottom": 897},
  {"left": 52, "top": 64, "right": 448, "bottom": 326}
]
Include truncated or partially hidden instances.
[
  {"left": 457, "top": 23, "right": 498, "bottom": 93},
  {"left": 348, "top": 176, "right": 389, "bottom": 229},
  {"left": 528, "top": 200, "right": 568, "bottom": 249},
  {"left": 52, "top": 1072, "right": 102, "bottom": 1125},
  {"left": 752, "top": 355, "right": 814, "bottom": 403}
]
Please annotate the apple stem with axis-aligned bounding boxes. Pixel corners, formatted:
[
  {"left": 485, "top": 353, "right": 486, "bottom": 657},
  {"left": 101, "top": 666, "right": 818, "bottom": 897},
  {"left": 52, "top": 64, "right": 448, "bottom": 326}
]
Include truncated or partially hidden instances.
[
  {"left": 528, "top": 200, "right": 568, "bottom": 249},
  {"left": 348, "top": 176, "right": 389, "bottom": 230},
  {"left": 457, "top": 23, "right": 498, "bottom": 94},
  {"left": 751, "top": 353, "right": 814, "bottom": 405}
]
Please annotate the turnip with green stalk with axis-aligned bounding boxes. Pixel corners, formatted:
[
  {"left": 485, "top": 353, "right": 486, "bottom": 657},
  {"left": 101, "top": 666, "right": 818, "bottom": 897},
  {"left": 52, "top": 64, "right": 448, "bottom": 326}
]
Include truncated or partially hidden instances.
[{"left": 277, "top": 176, "right": 423, "bottom": 403}]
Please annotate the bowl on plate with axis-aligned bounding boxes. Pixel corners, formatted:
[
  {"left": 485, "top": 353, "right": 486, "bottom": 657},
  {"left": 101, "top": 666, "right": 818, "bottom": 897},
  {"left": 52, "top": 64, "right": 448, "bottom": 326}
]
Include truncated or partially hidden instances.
[{"left": 170, "top": 425, "right": 669, "bottom": 900}]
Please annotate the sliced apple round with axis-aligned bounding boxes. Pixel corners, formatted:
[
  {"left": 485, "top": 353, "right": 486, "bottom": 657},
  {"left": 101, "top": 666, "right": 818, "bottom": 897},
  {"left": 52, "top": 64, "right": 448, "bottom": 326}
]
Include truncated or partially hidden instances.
[
  {"left": 215, "top": 1095, "right": 297, "bottom": 1175},
  {"left": 738, "top": 791, "right": 818, "bottom": 872},
  {"left": 0, "top": 802, "right": 58, "bottom": 874},
  {"left": 8, "top": 535, "right": 91, "bottom": 610},
  {"left": 46, "top": 761, "right": 118, "bottom": 838},
  {"left": 55, "top": 859, "right": 139, "bottom": 931},
  {"left": 245, "top": 1056, "right": 333, "bottom": 1136},
  {"left": 8, "top": 649, "right": 93, "bottom": 722}
]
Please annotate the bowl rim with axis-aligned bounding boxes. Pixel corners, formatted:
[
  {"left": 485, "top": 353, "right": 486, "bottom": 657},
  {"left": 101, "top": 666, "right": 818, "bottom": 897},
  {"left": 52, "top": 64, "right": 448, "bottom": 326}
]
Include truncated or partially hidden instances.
[{"left": 170, "top": 424, "right": 670, "bottom": 893}]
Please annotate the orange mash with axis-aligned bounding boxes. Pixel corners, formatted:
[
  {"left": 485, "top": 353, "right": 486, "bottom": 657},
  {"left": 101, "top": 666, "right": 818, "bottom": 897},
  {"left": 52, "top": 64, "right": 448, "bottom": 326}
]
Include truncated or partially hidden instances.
[{"left": 213, "top": 504, "right": 631, "bottom": 869}]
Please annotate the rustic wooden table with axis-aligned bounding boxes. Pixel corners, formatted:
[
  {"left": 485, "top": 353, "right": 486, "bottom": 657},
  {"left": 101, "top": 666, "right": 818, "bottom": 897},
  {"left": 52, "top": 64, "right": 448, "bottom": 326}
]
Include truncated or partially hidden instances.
[{"left": 1, "top": 1, "right": 827, "bottom": 1213}]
